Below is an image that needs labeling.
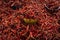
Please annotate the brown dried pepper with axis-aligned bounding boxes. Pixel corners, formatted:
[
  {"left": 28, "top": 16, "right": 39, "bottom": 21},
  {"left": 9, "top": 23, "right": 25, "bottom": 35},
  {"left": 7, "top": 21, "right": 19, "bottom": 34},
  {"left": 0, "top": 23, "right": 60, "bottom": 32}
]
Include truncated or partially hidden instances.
[{"left": 23, "top": 18, "right": 37, "bottom": 24}]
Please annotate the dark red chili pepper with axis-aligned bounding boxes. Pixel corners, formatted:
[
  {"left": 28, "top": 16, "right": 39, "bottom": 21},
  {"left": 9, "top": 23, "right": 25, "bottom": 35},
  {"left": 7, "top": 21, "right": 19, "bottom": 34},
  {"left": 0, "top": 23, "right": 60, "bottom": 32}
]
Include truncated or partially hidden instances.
[
  {"left": 57, "top": 26, "right": 60, "bottom": 33},
  {"left": 45, "top": 4, "right": 60, "bottom": 13},
  {"left": 58, "top": 20, "right": 60, "bottom": 24},
  {"left": 0, "top": 17, "right": 2, "bottom": 22},
  {"left": 9, "top": 24, "right": 16, "bottom": 29}
]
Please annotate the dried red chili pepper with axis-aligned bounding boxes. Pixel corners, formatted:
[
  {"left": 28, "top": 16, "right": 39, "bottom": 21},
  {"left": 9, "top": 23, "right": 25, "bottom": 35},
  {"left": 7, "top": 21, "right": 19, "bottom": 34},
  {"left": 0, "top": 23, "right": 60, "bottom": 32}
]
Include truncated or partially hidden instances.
[
  {"left": 45, "top": 4, "right": 60, "bottom": 14},
  {"left": 57, "top": 20, "right": 60, "bottom": 24}
]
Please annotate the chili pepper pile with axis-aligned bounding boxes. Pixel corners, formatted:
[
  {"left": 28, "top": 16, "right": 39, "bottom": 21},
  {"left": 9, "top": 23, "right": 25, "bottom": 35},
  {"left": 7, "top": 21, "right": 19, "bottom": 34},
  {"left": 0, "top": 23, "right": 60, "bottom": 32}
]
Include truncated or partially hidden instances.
[{"left": 0, "top": 0, "right": 60, "bottom": 40}]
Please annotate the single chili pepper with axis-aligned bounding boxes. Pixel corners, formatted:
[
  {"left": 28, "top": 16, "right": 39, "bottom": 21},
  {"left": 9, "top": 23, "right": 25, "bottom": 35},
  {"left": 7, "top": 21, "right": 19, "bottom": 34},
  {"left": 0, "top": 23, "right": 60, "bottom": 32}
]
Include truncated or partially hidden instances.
[
  {"left": 57, "top": 20, "right": 60, "bottom": 24},
  {"left": 57, "top": 6, "right": 60, "bottom": 10},
  {"left": 45, "top": 4, "right": 53, "bottom": 13},
  {"left": 20, "top": 35, "right": 27, "bottom": 40},
  {"left": 52, "top": 6, "right": 60, "bottom": 13},
  {"left": 0, "top": 26, "right": 3, "bottom": 30},
  {"left": 0, "top": 17, "right": 2, "bottom": 22},
  {"left": 57, "top": 27, "right": 60, "bottom": 33},
  {"left": 11, "top": 4, "right": 23, "bottom": 10},
  {"left": 23, "top": 18, "right": 37, "bottom": 24},
  {"left": 28, "top": 37, "right": 35, "bottom": 40},
  {"left": 10, "top": 24, "right": 16, "bottom": 29},
  {"left": 3, "top": 0, "right": 10, "bottom": 3},
  {"left": 11, "top": 5, "right": 17, "bottom": 10},
  {"left": 53, "top": 37, "right": 60, "bottom": 40},
  {"left": 45, "top": 4, "right": 60, "bottom": 13}
]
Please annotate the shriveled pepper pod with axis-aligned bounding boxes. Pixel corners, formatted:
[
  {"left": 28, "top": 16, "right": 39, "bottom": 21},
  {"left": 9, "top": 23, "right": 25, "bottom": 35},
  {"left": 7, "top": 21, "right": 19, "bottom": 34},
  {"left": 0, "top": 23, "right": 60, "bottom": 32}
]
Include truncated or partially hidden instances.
[
  {"left": 30, "top": 19, "right": 37, "bottom": 24},
  {"left": 57, "top": 20, "right": 60, "bottom": 24},
  {"left": 44, "top": 4, "right": 60, "bottom": 14},
  {"left": 23, "top": 18, "right": 37, "bottom": 24}
]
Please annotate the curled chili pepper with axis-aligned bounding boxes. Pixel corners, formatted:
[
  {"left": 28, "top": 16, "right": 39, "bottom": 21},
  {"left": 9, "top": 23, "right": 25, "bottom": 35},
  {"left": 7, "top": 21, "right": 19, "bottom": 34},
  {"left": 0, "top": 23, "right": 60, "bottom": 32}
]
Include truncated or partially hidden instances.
[
  {"left": 45, "top": 4, "right": 60, "bottom": 13},
  {"left": 23, "top": 18, "right": 37, "bottom": 24}
]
